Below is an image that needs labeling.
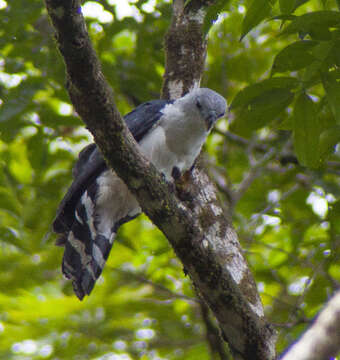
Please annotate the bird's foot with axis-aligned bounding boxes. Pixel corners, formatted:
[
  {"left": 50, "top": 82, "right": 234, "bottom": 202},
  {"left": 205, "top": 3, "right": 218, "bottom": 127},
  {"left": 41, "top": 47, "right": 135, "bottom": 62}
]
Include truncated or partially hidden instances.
[{"left": 175, "top": 169, "right": 194, "bottom": 202}]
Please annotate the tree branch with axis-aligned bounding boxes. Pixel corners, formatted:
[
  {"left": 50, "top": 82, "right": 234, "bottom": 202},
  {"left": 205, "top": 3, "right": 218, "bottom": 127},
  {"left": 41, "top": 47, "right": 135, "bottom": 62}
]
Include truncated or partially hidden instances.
[
  {"left": 162, "top": 0, "right": 207, "bottom": 98},
  {"left": 199, "top": 300, "right": 232, "bottom": 360},
  {"left": 44, "top": 1, "right": 276, "bottom": 359},
  {"left": 280, "top": 291, "right": 340, "bottom": 360},
  {"left": 114, "top": 268, "right": 199, "bottom": 304}
]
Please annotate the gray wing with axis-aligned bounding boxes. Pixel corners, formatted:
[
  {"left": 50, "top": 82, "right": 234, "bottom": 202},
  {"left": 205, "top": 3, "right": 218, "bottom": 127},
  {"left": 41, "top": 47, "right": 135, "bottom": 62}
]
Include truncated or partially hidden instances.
[
  {"left": 53, "top": 99, "right": 170, "bottom": 235},
  {"left": 124, "top": 99, "right": 171, "bottom": 141},
  {"left": 53, "top": 144, "right": 106, "bottom": 235}
]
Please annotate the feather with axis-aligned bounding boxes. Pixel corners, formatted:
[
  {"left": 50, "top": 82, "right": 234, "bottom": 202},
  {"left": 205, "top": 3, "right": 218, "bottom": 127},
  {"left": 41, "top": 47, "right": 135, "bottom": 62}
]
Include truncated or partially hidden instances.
[{"left": 53, "top": 100, "right": 170, "bottom": 298}]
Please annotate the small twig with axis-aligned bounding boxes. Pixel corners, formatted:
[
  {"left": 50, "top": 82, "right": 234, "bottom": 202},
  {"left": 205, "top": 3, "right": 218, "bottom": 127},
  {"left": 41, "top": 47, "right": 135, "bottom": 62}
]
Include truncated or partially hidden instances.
[
  {"left": 271, "top": 318, "right": 311, "bottom": 329},
  {"left": 213, "top": 129, "right": 268, "bottom": 153},
  {"left": 286, "top": 251, "right": 329, "bottom": 327},
  {"left": 199, "top": 299, "right": 232, "bottom": 360},
  {"left": 149, "top": 337, "right": 203, "bottom": 349},
  {"left": 114, "top": 268, "right": 199, "bottom": 304},
  {"left": 327, "top": 160, "right": 340, "bottom": 169},
  {"left": 233, "top": 148, "right": 276, "bottom": 204},
  {"left": 262, "top": 292, "right": 307, "bottom": 314},
  {"left": 247, "top": 183, "right": 300, "bottom": 227}
]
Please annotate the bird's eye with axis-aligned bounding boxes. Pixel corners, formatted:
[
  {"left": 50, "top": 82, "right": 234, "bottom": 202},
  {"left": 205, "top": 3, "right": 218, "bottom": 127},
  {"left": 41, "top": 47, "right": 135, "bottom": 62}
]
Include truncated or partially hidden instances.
[{"left": 196, "top": 99, "right": 202, "bottom": 109}]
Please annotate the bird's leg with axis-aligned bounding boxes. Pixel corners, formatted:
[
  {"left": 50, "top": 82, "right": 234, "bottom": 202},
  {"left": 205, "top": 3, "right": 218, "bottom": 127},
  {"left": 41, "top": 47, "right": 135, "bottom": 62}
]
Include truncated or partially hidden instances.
[
  {"left": 171, "top": 166, "right": 181, "bottom": 181},
  {"left": 173, "top": 167, "right": 195, "bottom": 202},
  {"left": 160, "top": 170, "right": 176, "bottom": 193}
]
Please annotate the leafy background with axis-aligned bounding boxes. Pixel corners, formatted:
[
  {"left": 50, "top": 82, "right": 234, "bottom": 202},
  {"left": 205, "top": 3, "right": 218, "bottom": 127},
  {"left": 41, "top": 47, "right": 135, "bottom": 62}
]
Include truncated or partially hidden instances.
[{"left": 0, "top": 0, "right": 340, "bottom": 358}]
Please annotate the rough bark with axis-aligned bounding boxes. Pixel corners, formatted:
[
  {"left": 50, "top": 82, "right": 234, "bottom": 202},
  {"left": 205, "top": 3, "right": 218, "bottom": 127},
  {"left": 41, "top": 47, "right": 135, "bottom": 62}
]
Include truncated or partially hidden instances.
[
  {"left": 280, "top": 291, "right": 340, "bottom": 360},
  {"left": 44, "top": 1, "right": 277, "bottom": 359},
  {"left": 162, "top": 0, "right": 207, "bottom": 98}
]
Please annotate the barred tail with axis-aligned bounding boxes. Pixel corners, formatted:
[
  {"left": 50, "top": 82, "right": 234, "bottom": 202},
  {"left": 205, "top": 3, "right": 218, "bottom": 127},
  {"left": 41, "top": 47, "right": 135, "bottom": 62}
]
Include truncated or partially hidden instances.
[
  {"left": 60, "top": 190, "right": 117, "bottom": 300},
  {"left": 58, "top": 193, "right": 140, "bottom": 299},
  {"left": 62, "top": 234, "right": 116, "bottom": 300}
]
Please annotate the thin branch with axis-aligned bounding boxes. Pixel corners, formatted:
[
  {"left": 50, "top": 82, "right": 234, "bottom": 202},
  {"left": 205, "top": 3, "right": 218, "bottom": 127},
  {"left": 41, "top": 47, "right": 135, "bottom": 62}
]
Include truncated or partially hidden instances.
[
  {"left": 114, "top": 268, "right": 199, "bottom": 304},
  {"left": 247, "top": 183, "right": 300, "bottom": 227},
  {"left": 233, "top": 148, "right": 276, "bottom": 204},
  {"left": 327, "top": 160, "right": 340, "bottom": 169},
  {"left": 216, "top": 129, "right": 340, "bottom": 171},
  {"left": 213, "top": 129, "right": 268, "bottom": 153},
  {"left": 199, "top": 300, "right": 232, "bottom": 360},
  {"left": 271, "top": 318, "right": 311, "bottom": 329}
]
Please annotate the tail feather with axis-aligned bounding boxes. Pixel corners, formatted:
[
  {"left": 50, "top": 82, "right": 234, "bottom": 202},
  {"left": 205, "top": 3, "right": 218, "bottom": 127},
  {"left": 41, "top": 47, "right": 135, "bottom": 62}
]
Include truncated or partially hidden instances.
[
  {"left": 57, "top": 171, "right": 141, "bottom": 299},
  {"left": 62, "top": 232, "right": 116, "bottom": 299},
  {"left": 61, "top": 191, "right": 117, "bottom": 299}
]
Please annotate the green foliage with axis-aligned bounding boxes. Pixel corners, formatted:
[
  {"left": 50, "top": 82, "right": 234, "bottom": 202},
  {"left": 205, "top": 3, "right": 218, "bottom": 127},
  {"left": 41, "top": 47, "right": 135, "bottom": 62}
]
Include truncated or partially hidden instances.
[
  {"left": 271, "top": 40, "right": 319, "bottom": 74},
  {"left": 1, "top": 0, "right": 340, "bottom": 359},
  {"left": 229, "top": 77, "right": 297, "bottom": 136},
  {"left": 241, "top": 0, "right": 276, "bottom": 40},
  {"left": 233, "top": 4, "right": 340, "bottom": 168},
  {"left": 280, "top": 10, "right": 340, "bottom": 39},
  {"left": 202, "top": 0, "right": 231, "bottom": 35},
  {"left": 292, "top": 92, "right": 320, "bottom": 168},
  {"left": 319, "top": 125, "right": 340, "bottom": 159},
  {"left": 322, "top": 71, "right": 340, "bottom": 124},
  {"left": 279, "top": 0, "right": 295, "bottom": 14}
]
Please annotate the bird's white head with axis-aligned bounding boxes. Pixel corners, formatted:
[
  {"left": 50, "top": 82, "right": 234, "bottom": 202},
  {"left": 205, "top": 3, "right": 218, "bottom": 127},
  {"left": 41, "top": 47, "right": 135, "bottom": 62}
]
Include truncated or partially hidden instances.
[{"left": 179, "top": 88, "right": 227, "bottom": 131}]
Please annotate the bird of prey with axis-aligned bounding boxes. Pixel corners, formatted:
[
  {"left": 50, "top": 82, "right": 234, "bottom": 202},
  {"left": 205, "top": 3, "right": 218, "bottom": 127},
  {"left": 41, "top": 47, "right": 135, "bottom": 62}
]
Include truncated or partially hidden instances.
[{"left": 53, "top": 88, "right": 226, "bottom": 299}]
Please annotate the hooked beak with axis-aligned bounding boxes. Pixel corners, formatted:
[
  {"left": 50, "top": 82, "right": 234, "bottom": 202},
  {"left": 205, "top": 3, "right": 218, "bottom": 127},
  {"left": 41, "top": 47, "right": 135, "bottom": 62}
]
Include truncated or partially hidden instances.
[{"left": 205, "top": 111, "right": 218, "bottom": 131}]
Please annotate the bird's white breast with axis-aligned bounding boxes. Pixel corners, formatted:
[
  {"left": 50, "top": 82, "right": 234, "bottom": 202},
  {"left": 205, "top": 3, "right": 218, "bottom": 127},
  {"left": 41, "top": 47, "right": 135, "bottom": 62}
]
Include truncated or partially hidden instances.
[
  {"left": 138, "top": 104, "right": 207, "bottom": 180},
  {"left": 139, "top": 125, "right": 178, "bottom": 179},
  {"left": 94, "top": 100, "right": 209, "bottom": 232}
]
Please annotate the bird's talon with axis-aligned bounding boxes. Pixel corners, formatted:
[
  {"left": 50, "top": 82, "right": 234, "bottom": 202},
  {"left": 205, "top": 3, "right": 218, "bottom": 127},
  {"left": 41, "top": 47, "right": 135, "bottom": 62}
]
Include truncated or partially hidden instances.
[{"left": 171, "top": 166, "right": 181, "bottom": 181}]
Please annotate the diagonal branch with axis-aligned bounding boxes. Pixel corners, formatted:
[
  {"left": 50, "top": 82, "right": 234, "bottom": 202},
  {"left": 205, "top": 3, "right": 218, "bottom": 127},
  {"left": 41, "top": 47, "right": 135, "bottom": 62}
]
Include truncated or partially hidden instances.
[
  {"left": 280, "top": 291, "right": 340, "bottom": 360},
  {"left": 44, "top": 1, "right": 276, "bottom": 359}
]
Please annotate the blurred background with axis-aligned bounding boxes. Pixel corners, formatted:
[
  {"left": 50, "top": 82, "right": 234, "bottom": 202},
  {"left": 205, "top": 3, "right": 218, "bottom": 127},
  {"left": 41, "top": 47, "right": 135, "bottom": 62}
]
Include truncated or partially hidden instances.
[{"left": 0, "top": 0, "right": 340, "bottom": 359}]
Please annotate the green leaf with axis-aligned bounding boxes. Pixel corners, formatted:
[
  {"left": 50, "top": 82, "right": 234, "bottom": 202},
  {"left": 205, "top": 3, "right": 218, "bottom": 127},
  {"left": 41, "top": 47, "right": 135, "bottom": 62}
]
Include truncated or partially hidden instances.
[
  {"left": 203, "top": 0, "right": 231, "bottom": 35},
  {"left": 271, "top": 40, "right": 318, "bottom": 74},
  {"left": 320, "top": 0, "right": 327, "bottom": 8},
  {"left": 0, "top": 78, "right": 43, "bottom": 123},
  {"left": 328, "top": 200, "right": 340, "bottom": 235},
  {"left": 0, "top": 186, "right": 21, "bottom": 216},
  {"left": 230, "top": 88, "right": 294, "bottom": 136},
  {"left": 319, "top": 125, "right": 340, "bottom": 160},
  {"left": 321, "top": 72, "right": 340, "bottom": 124},
  {"left": 230, "top": 77, "right": 299, "bottom": 109},
  {"left": 334, "top": 40, "right": 340, "bottom": 67},
  {"left": 8, "top": 140, "right": 33, "bottom": 184},
  {"left": 0, "top": 226, "right": 24, "bottom": 250},
  {"left": 329, "top": 200, "right": 340, "bottom": 228},
  {"left": 293, "top": 0, "right": 309, "bottom": 11},
  {"left": 302, "top": 42, "right": 334, "bottom": 85},
  {"left": 310, "top": 40, "right": 333, "bottom": 62},
  {"left": 271, "top": 14, "right": 296, "bottom": 21},
  {"left": 279, "top": 0, "right": 296, "bottom": 14},
  {"left": 293, "top": 93, "right": 320, "bottom": 168},
  {"left": 27, "top": 131, "right": 49, "bottom": 172},
  {"left": 281, "top": 11, "right": 340, "bottom": 40},
  {"left": 241, "top": 0, "right": 274, "bottom": 40}
]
